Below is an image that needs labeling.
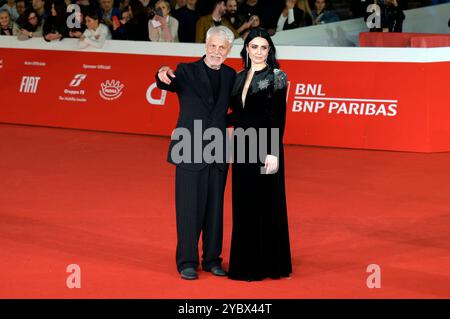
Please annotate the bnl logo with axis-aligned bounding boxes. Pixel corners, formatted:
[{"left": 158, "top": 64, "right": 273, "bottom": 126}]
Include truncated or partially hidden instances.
[{"left": 19, "top": 76, "right": 41, "bottom": 94}]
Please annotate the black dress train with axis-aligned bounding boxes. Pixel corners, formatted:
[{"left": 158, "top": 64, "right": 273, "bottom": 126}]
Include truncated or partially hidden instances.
[{"left": 227, "top": 66, "right": 292, "bottom": 281}]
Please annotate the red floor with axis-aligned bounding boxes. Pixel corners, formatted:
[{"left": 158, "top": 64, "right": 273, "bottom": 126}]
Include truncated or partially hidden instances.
[{"left": 1, "top": 123, "right": 450, "bottom": 298}]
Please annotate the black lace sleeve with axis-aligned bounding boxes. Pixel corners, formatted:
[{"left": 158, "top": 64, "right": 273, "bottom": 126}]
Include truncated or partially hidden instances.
[
  {"left": 266, "top": 69, "right": 287, "bottom": 157},
  {"left": 272, "top": 69, "right": 287, "bottom": 140}
]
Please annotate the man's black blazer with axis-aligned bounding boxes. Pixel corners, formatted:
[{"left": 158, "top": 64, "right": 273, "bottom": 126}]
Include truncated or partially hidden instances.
[{"left": 156, "top": 57, "right": 236, "bottom": 171}]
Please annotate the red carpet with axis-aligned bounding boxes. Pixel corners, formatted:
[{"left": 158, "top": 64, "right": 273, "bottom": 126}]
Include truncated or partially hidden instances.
[{"left": 1, "top": 123, "right": 450, "bottom": 298}]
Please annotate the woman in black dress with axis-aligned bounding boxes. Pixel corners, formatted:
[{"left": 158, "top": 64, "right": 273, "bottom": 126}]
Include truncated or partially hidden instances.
[{"left": 228, "top": 28, "right": 292, "bottom": 281}]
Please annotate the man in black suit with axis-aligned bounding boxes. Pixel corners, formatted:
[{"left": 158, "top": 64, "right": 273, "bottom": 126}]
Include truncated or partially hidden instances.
[{"left": 156, "top": 26, "right": 236, "bottom": 280}]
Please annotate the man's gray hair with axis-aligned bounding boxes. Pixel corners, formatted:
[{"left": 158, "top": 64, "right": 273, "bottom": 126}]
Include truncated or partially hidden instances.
[{"left": 205, "top": 25, "right": 235, "bottom": 45}]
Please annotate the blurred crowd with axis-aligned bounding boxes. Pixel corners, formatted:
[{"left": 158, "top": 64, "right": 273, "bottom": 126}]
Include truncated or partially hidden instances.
[{"left": 0, "top": 0, "right": 447, "bottom": 47}]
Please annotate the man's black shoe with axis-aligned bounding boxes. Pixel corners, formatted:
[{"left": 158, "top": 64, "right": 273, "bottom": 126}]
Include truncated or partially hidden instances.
[
  {"left": 204, "top": 266, "right": 227, "bottom": 276},
  {"left": 180, "top": 267, "right": 198, "bottom": 280}
]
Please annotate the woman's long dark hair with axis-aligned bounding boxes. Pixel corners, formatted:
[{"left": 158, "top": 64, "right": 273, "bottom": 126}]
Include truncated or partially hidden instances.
[
  {"left": 240, "top": 28, "right": 279, "bottom": 70},
  {"left": 50, "top": 0, "right": 68, "bottom": 26},
  {"left": 128, "top": 0, "right": 147, "bottom": 24}
]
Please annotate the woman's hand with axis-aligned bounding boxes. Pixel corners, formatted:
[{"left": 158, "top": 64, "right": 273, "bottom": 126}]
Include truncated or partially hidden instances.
[
  {"left": 112, "top": 18, "right": 120, "bottom": 31},
  {"left": 389, "top": 0, "right": 399, "bottom": 7},
  {"left": 264, "top": 155, "right": 278, "bottom": 174},
  {"left": 286, "top": 0, "right": 296, "bottom": 10},
  {"left": 45, "top": 32, "right": 60, "bottom": 41},
  {"left": 243, "top": 19, "right": 252, "bottom": 29},
  {"left": 20, "top": 29, "right": 30, "bottom": 37},
  {"left": 70, "top": 31, "right": 82, "bottom": 38},
  {"left": 154, "top": 15, "right": 166, "bottom": 28}
]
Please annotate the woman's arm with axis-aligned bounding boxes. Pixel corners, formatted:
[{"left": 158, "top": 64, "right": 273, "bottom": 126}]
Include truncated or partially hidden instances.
[
  {"left": 161, "top": 23, "right": 173, "bottom": 42},
  {"left": 148, "top": 19, "right": 161, "bottom": 41},
  {"left": 33, "top": 25, "right": 43, "bottom": 37},
  {"left": 267, "top": 71, "right": 287, "bottom": 153},
  {"left": 78, "top": 29, "right": 90, "bottom": 48},
  {"left": 12, "top": 23, "right": 20, "bottom": 36},
  {"left": 264, "top": 70, "right": 287, "bottom": 174},
  {"left": 276, "top": 13, "right": 288, "bottom": 32},
  {"left": 271, "top": 70, "right": 287, "bottom": 140},
  {"left": 167, "top": 17, "right": 178, "bottom": 42},
  {"left": 82, "top": 25, "right": 109, "bottom": 48},
  {"left": 78, "top": 27, "right": 108, "bottom": 49}
]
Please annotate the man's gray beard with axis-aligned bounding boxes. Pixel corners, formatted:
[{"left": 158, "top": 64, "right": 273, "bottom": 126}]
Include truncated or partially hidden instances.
[{"left": 204, "top": 57, "right": 222, "bottom": 70}]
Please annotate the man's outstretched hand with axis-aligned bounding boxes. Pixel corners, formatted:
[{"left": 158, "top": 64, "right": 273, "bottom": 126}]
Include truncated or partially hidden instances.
[{"left": 158, "top": 66, "right": 176, "bottom": 85}]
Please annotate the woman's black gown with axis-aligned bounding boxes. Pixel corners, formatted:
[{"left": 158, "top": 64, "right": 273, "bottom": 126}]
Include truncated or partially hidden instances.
[{"left": 227, "top": 66, "right": 292, "bottom": 281}]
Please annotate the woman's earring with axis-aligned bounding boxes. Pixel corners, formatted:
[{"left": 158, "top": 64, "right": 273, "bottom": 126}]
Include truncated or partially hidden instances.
[{"left": 246, "top": 51, "right": 249, "bottom": 68}]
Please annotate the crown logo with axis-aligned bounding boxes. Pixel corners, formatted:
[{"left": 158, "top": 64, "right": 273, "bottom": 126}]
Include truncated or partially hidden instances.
[{"left": 99, "top": 80, "right": 124, "bottom": 100}]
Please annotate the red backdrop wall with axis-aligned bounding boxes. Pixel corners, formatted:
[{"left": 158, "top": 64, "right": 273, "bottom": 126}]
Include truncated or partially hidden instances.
[{"left": 1, "top": 47, "right": 449, "bottom": 152}]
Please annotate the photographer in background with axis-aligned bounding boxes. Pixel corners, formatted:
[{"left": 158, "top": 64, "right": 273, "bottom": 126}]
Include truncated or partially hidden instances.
[{"left": 148, "top": 0, "right": 178, "bottom": 41}]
